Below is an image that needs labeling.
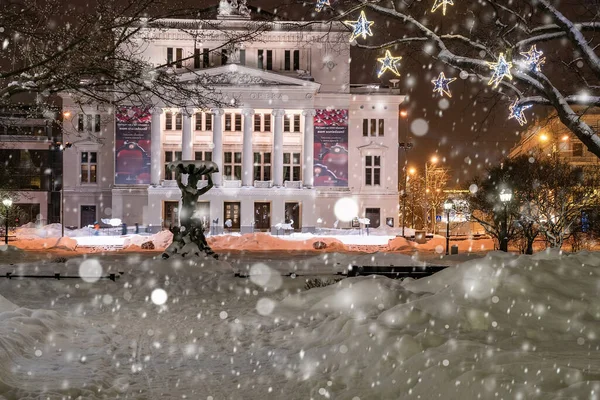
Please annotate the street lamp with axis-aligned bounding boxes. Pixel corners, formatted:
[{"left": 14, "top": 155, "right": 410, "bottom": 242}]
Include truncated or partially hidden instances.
[
  {"left": 499, "top": 188, "right": 512, "bottom": 252},
  {"left": 443, "top": 199, "right": 453, "bottom": 255},
  {"left": 2, "top": 199, "right": 12, "bottom": 244},
  {"left": 408, "top": 167, "right": 416, "bottom": 230}
]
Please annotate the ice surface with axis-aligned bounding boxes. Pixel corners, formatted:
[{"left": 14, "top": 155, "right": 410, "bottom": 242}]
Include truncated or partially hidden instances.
[{"left": 0, "top": 250, "right": 598, "bottom": 398}]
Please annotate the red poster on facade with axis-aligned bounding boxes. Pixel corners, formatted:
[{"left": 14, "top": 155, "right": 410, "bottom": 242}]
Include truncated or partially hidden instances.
[
  {"left": 313, "top": 109, "right": 349, "bottom": 187},
  {"left": 115, "top": 106, "right": 152, "bottom": 185}
]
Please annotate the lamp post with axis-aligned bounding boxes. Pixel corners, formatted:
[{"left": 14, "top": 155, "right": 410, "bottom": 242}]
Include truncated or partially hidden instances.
[
  {"left": 499, "top": 188, "right": 512, "bottom": 252},
  {"left": 443, "top": 199, "right": 453, "bottom": 255},
  {"left": 408, "top": 167, "right": 416, "bottom": 231},
  {"left": 2, "top": 199, "right": 12, "bottom": 244}
]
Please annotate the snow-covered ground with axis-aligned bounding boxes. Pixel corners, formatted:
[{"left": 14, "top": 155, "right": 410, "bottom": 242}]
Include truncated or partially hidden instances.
[{"left": 0, "top": 247, "right": 598, "bottom": 399}]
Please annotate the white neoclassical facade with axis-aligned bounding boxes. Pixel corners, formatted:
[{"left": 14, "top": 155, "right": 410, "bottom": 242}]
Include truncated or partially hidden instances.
[{"left": 60, "top": 8, "right": 404, "bottom": 233}]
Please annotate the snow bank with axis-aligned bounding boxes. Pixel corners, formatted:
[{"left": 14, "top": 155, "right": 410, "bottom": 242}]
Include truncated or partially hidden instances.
[
  {"left": 272, "top": 250, "right": 600, "bottom": 398},
  {"left": 123, "top": 230, "right": 173, "bottom": 250},
  {"left": 15, "top": 223, "right": 93, "bottom": 239},
  {"left": 12, "top": 236, "right": 78, "bottom": 251},
  {"left": 208, "top": 232, "right": 347, "bottom": 252}
]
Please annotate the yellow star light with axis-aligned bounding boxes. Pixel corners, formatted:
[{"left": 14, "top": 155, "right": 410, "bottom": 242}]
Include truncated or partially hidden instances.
[
  {"left": 431, "top": 0, "right": 455, "bottom": 15},
  {"left": 377, "top": 50, "right": 402, "bottom": 78},
  {"left": 431, "top": 72, "right": 457, "bottom": 97},
  {"left": 486, "top": 53, "right": 513, "bottom": 89},
  {"left": 343, "top": 10, "right": 374, "bottom": 42}
]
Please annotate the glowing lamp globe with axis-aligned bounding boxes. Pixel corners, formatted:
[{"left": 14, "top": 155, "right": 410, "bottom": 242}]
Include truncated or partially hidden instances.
[
  {"left": 499, "top": 189, "right": 512, "bottom": 203},
  {"left": 334, "top": 198, "right": 359, "bottom": 222},
  {"left": 2, "top": 199, "right": 12, "bottom": 207},
  {"left": 443, "top": 199, "right": 453, "bottom": 211}
]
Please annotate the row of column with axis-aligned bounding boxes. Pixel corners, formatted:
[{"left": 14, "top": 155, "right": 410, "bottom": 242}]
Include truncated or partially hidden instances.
[{"left": 150, "top": 107, "right": 315, "bottom": 188}]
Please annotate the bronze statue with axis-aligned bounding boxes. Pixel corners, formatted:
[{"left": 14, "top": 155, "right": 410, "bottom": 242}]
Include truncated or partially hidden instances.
[{"left": 162, "top": 161, "right": 219, "bottom": 259}]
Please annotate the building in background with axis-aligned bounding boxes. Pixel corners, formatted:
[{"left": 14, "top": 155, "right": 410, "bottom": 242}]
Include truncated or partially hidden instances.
[
  {"left": 509, "top": 109, "right": 600, "bottom": 165},
  {"left": 60, "top": 6, "right": 404, "bottom": 232},
  {"left": 0, "top": 105, "right": 63, "bottom": 225}
]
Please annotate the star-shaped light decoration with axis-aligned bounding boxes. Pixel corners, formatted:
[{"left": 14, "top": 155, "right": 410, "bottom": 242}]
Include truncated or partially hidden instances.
[
  {"left": 431, "top": 0, "right": 455, "bottom": 15},
  {"left": 508, "top": 99, "right": 532, "bottom": 126},
  {"left": 486, "top": 53, "right": 513, "bottom": 89},
  {"left": 431, "top": 72, "right": 457, "bottom": 97},
  {"left": 315, "top": 0, "right": 330, "bottom": 12},
  {"left": 343, "top": 10, "right": 374, "bottom": 42},
  {"left": 520, "top": 45, "right": 546, "bottom": 72},
  {"left": 377, "top": 50, "right": 402, "bottom": 78}
]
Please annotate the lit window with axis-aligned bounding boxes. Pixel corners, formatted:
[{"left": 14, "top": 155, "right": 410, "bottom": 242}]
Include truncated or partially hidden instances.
[{"left": 81, "top": 152, "right": 97, "bottom": 184}]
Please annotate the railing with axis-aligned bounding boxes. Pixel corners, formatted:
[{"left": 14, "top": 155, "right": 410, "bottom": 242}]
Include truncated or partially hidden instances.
[
  {"left": 284, "top": 181, "right": 302, "bottom": 189},
  {"left": 254, "top": 180, "right": 273, "bottom": 188},
  {"left": 223, "top": 180, "right": 242, "bottom": 188}
]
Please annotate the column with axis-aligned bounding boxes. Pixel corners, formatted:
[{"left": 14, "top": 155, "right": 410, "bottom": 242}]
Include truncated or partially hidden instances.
[
  {"left": 302, "top": 109, "right": 316, "bottom": 188},
  {"left": 272, "top": 109, "right": 285, "bottom": 187},
  {"left": 211, "top": 108, "right": 224, "bottom": 187},
  {"left": 241, "top": 108, "right": 255, "bottom": 187},
  {"left": 150, "top": 107, "right": 163, "bottom": 185},
  {"left": 181, "top": 107, "right": 193, "bottom": 161}
]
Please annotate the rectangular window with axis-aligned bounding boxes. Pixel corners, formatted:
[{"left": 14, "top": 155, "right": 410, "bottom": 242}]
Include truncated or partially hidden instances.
[
  {"left": 203, "top": 48, "right": 210, "bottom": 68},
  {"left": 205, "top": 113, "right": 212, "bottom": 131},
  {"left": 378, "top": 119, "right": 385, "bottom": 136},
  {"left": 264, "top": 114, "right": 271, "bottom": 132},
  {"left": 165, "top": 112, "right": 173, "bottom": 130},
  {"left": 80, "top": 151, "right": 97, "bottom": 184},
  {"left": 78, "top": 114, "right": 84, "bottom": 132},
  {"left": 164, "top": 151, "right": 182, "bottom": 180},
  {"left": 253, "top": 152, "right": 272, "bottom": 181},
  {"left": 194, "top": 48, "right": 201, "bottom": 69},
  {"left": 225, "top": 113, "right": 232, "bottom": 131},
  {"left": 293, "top": 115, "right": 301, "bottom": 132},
  {"left": 283, "top": 152, "right": 302, "bottom": 181},
  {"left": 234, "top": 114, "right": 242, "bottom": 131},
  {"left": 221, "top": 49, "right": 228, "bottom": 65},
  {"left": 573, "top": 142, "right": 584, "bottom": 157},
  {"left": 175, "top": 113, "right": 182, "bottom": 130},
  {"left": 370, "top": 119, "right": 377, "bottom": 136},
  {"left": 86, "top": 115, "right": 93, "bottom": 132},
  {"left": 293, "top": 50, "right": 300, "bottom": 70},
  {"left": 94, "top": 115, "right": 101, "bottom": 132},
  {"left": 223, "top": 151, "right": 242, "bottom": 180},
  {"left": 195, "top": 113, "right": 203, "bottom": 130},
  {"left": 239, "top": 49, "right": 246, "bottom": 65},
  {"left": 284, "top": 50, "right": 291, "bottom": 71},
  {"left": 363, "top": 119, "right": 368, "bottom": 137},
  {"left": 254, "top": 114, "right": 262, "bottom": 132},
  {"left": 167, "top": 47, "right": 173, "bottom": 65},
  {"left": 365, "top": 155, "right": 381, "bottom": 186},
  {"left": 284, "top": 115, "right": 291, "bottom": 132},
  {"left": 176, "top": 48, "right": 183, "bottom": 68},
  {"left": 257, "top": 49, "right": 264, "bottom": 69},
  {"left": 266, "top": 50, "right": 273, "bottom": 70}
]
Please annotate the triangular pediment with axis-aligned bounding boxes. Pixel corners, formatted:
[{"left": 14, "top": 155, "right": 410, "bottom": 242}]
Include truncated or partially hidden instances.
[{"left": 177, "top": 64, "right": 321, "bottom": 90}]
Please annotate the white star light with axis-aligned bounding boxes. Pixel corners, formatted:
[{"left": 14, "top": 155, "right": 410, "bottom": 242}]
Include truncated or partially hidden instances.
[
  {"left": 508, "top": 99, "right": 532, "bottom": 126},
  {"left": 377, "top": 50, "right": 402, "bottom": 78},
  {"left": 431, "top": 0, "right": 455, "bottom": 15},
  {"left": 520, "top": 45, "right": 546, "bottom": 72},
  {"left": 431, "top": 72, "right": 457, "bottom": 97},
  {"left": 315, "top": 0, "right": 330, "bottom": 12},
  {"left": 487, "top": 53, "right": 513, "bottom": 89},
  {"left": 343, "top": 10, "right": 374, "bottom": 42}
]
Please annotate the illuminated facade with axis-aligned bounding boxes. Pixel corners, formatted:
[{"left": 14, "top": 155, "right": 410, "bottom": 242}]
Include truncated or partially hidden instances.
[{"left": 60, "top": 10, "right": 404, "bottom": 232}]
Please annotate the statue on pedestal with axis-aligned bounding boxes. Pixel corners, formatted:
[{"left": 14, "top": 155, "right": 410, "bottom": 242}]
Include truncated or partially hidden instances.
[
  {"left": 162, "top": 160, "right": 219, "bottom": 259},
  {"left": 218, "top": 0, "right": 251, "bottom": 18}
]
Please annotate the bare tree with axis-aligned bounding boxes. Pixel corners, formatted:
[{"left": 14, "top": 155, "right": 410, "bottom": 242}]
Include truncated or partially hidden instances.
[
  {"left": 322, "top": 1, "right": 600, "bottom": 156},
  {"left": 0, "top": 0, "right": 270, "bottom": 113}
]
